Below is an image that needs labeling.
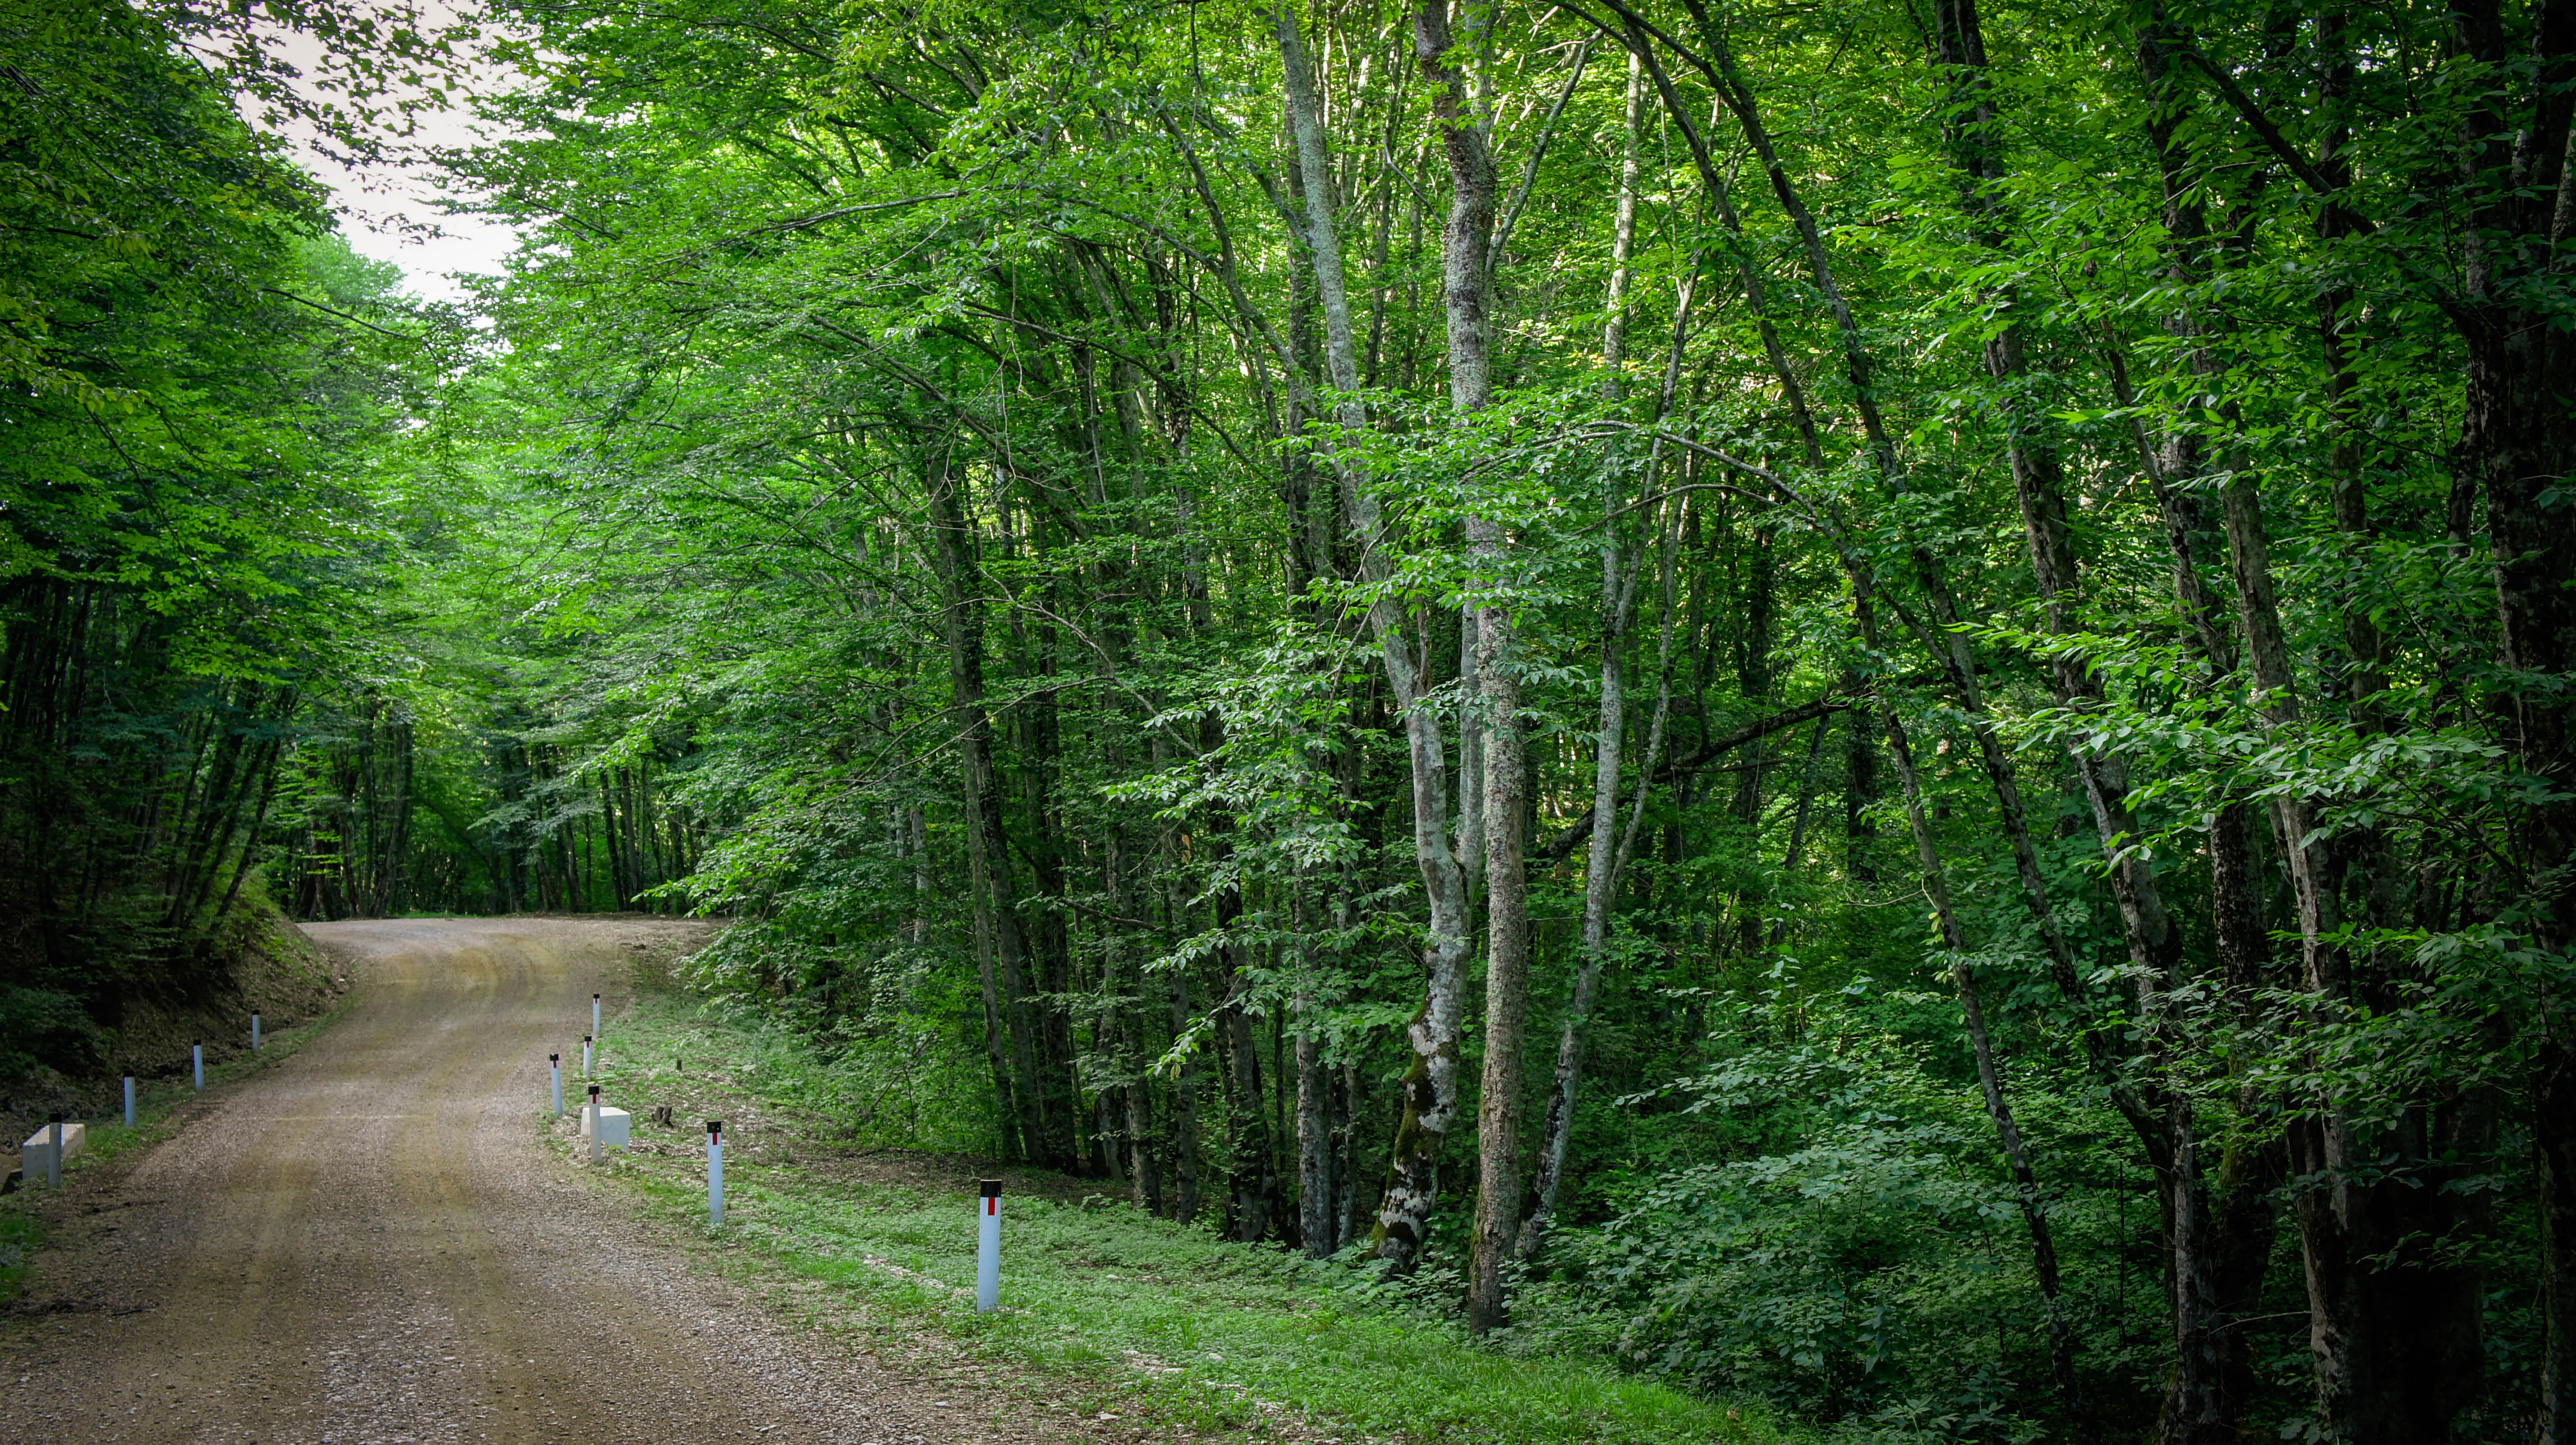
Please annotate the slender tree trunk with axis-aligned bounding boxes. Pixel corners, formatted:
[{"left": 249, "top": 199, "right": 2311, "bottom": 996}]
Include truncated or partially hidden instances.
[
  {"left": 1925, "top": 7, "right": 2221, "bottom": 1434},
  {"left": 1863, "top": 583, "right": 2094, "bottom": 1442},
  {"left": 1218, "top": 944, "right": 1277, "bottom": 1243},
  {"left": 1625, "top": 10, "right": 2147, "bottom": 1161},
  {"left": 1519, "top": 89, "right": 1652, "bottom": 1259},
  {"left": 1164, "top": 878, "right": 1204, "bottom": 1226},
  {"left": 1295, "top": 992, "right": 1332, "bottom": 1254},
  {"left": 908, "top": 804, "right": 930, "bottom": 945}
]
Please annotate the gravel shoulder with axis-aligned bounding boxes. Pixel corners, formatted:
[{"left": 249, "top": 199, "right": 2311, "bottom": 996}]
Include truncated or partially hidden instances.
[{"left": 0, "top": 917, "right": 1064, "bottom": 1445}]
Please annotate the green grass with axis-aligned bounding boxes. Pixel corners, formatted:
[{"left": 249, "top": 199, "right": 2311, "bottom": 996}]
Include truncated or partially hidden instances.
[
  {"left": 588, "top": 991, "right": 1792, "bottom": 1445},
  {"left": 0, "top": 996, "right": 351, "bottom": 1304}
]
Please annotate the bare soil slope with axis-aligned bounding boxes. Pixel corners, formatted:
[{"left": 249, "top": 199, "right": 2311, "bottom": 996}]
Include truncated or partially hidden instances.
[{"left": 1, "top": 917, "right": 1046, "bottom": 1445}]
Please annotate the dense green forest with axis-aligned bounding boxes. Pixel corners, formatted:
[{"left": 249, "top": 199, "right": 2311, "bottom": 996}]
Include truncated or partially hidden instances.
[{"left": 8, "top": 0, "right": 2575, "bottom": 1438}]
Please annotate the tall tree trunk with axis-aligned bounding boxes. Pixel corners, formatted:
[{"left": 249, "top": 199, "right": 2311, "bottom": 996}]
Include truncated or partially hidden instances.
[
  {"left": 925, "top": 445, "right": 1046, "bottom": 1162},
  {"left": 2443, "top": 4, "right": 2576, "bottom": 1437},
  {"left": 1279, "top": 0, "right": 1471, "bottom": 1273},
  {"left": 2127, "top": 21, "right": 2473, "bottom": 1437},
  {"left": 1926, "top": 5, "right": 2219, "bottom": 1434},
  {"left": 1020, "top": 592, "right": 1081, "bottom": 1169},
  {"left": 1404, "top": 0, "right": 1521, "bottom": 1336},
  {"left": 1217, "top": 932, "right": 1278, "bottom": 1243},
  {"left": 1468, "top": 566, "right": 1527, "bottom": 1333}
]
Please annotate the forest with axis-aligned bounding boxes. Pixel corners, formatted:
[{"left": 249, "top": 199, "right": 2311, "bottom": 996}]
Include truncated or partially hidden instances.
[{"left": 4, "top": 0, "right": 2573, "bottom": 1438}]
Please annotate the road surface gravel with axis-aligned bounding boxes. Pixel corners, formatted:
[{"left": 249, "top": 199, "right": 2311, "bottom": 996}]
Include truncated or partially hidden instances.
[{"left": 2, "top": 917, "right": 1036, "bottom": 1445}]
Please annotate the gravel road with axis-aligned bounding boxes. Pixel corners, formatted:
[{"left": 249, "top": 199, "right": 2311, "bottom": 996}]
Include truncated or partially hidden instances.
[{"left": 2, "top": 917, "right": 1033, "bottom": 1445}]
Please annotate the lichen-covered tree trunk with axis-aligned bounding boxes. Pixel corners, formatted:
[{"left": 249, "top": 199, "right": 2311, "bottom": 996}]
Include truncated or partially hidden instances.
[{"left": 1279, "top": 0, "right": 1471, "bottom": 1273}]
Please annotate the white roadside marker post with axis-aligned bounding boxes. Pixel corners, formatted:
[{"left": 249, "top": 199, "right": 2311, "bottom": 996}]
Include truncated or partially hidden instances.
[
  {"left": 582, "top": 1035, "right": 593, "bottom": 1078},
  {"left": 707, "top": 1120, "right": 724, "bottom": 1227},
  {"left": 252, "top": 1013, "right": 261, "bottom": 1052},
  {"left": 976, "top": 1179, "right": 1002, "bottom": 1313},
  {"left": 592, "top": 993, "right": 601, "bottom": 1041},
  {"left": 123, "top": 1077, "right": 135, "bottom": 1128},
  {"left": 588, "top": 1085, "right": 602, "bottom": 1166},
  {"left": 550, "top": 1054, "right": 563, "bottom": 1117},
  {"left": 45, "top": 1115, "right": 63, "bottom": 1190},
  {"left": 192, "top": 1041, "right": 204, "bottom": 1091}
]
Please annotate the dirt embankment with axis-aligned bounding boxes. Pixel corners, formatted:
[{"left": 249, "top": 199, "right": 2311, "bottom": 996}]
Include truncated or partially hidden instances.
[{"left": 1, "top": 914, "right": 351, "bottom": 1149}]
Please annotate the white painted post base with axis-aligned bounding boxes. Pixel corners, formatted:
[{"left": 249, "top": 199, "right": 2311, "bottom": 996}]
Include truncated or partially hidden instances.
[
  {"left": 976, "top": 1179, "right": 1001, "bottom": 1312},
  {"left": 707, "top": 1121, "right": 724, "bottom": 1226}
]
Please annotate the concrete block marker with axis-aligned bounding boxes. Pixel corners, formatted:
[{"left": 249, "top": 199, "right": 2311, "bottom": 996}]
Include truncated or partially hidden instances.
[
  {"left": 193, "top": 1041, "right": 204, "bottom": 1091},
  {"left": 23, "top": 1117, "right": 82, "bottom": 1189},
  {"left": 252, "top": 1013, "right": 261, "bottom": 1052},
  {"left": 977, "top": 1179, "right": 1002, "bottom": 1313},
  {"left": 579, "top": 1087, "right": 632, "bottom": 1161},
  {"left": 578, "top": 1106, "right": 632, "bottom": 1149},
  {"left": 123, "top": 1076, "right": 135, "bottom": 1128},
  {"left": 550, "top": 1053, "right": 563, "bottom": 1117},
  {"left": 706, "top": 1120, "right": 724, "bottom": 1226}
]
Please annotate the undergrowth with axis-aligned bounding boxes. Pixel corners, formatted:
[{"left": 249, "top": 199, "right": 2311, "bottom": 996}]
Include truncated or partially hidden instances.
[{"left": 583, "top": 987, "right": 1794, "bottom": 1445}]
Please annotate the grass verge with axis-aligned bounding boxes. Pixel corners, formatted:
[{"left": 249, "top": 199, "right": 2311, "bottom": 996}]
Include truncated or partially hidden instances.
[
  {"left": 583, "top": 988, "right": 1792, "bottom": 1445},
  {"left": 0, "top": 993, "right": 352, "bottom": 1304}
]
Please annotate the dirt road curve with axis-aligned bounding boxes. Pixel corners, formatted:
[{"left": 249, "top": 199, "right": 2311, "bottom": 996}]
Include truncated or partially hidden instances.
[{"left": 4, "top": 918, "right": 988, "bottom": 1445}]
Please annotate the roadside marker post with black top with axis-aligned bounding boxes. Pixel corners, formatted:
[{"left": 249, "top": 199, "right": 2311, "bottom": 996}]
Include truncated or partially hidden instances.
[
  {"left": 592, "top": 993, "right": 601, "bottom": 1041},
  {"left": 45, "top": 1115, "right": 62, "bottom": 1190},
  {"left": 582, "top": 1034, "right": 592, "bottom": 1078},
  {"left": 977, "top": 1179, "right": 1002, "bottom": 1312},
  {"left": 707, "top": 1120, "right": 724, "bottom": 1226},
  {"left": 550, "top": 1054, "right": 563, "bottom": 1117},
  {"left": 192, "top": 1041, "right": 204, "bottom": 1091},
  {"left": 587, "top": 1084, "right": 602, "bottom": 1165}
]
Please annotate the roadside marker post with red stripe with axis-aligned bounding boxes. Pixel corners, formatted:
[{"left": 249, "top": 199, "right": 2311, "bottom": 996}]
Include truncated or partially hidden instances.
[
  {"left": 588, "top": 1084, "right": 602, "bottom": 1165},
  {"left": 582, "top": 1035, "right": 593, "bottom": 1078},
  {"left": 707, "top": 1120, "right": 725, "bottom": 1227},
  {"left": 977, "top": 1179, "right": 1002, "bottom": 1313},
  {"left": 549, "top": 1054, "right": 563, "bottom": 1117},
  {"left": 592, "top": 993, "right": 601, "bottom": 1041}
]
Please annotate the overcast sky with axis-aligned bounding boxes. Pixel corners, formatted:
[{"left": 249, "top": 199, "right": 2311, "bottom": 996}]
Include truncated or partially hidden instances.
[
  {"left": 311, "top": 132, "right": 522, "bottom": 307},
  {"left": 259, "top": 14, "right": 528, "bottom": 306}
]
